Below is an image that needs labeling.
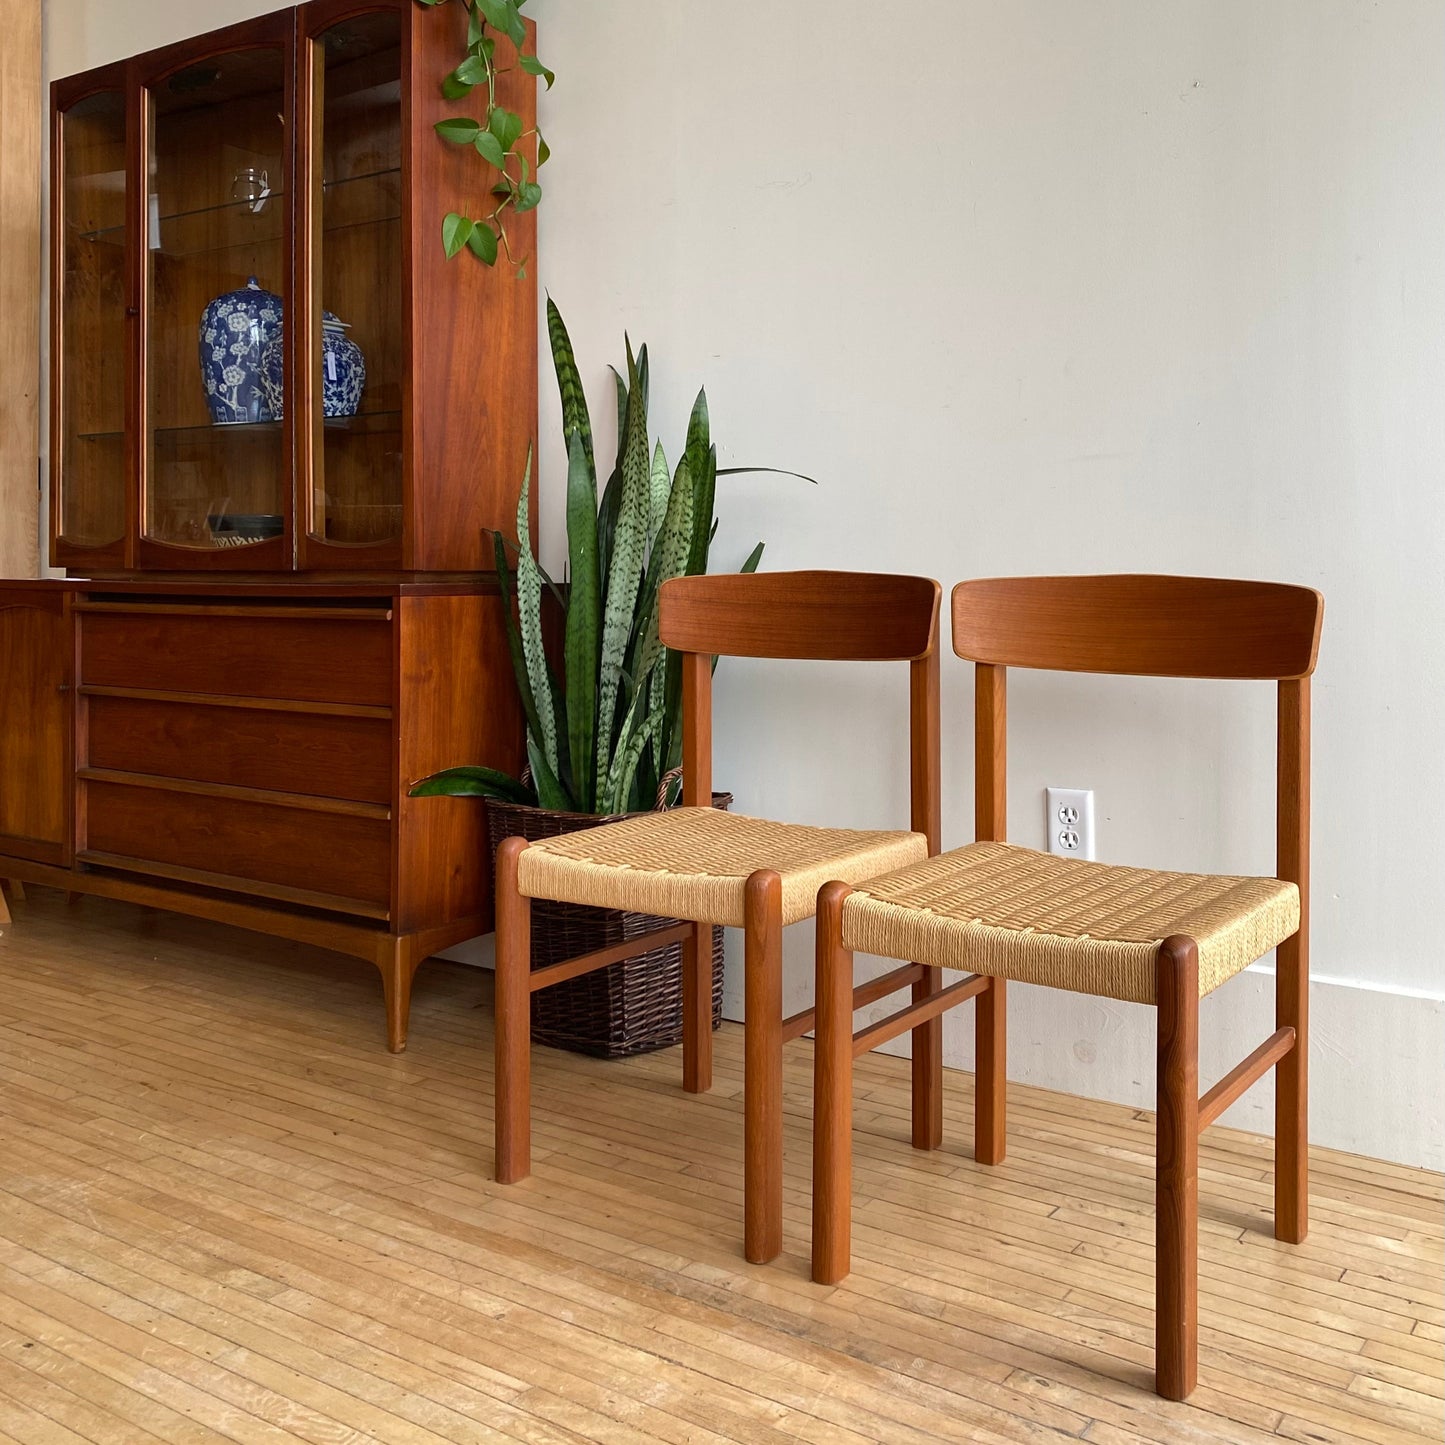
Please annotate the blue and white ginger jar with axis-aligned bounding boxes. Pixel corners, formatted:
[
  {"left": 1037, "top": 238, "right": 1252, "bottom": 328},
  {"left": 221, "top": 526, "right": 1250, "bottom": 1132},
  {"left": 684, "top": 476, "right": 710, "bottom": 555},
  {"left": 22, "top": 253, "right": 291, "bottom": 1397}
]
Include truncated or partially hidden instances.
[
  {"left": 199, "top": 276, "right": 282, "bottom": 425},
  {"left": 258, "top": 311, "right": 366, "bottom": 421}
]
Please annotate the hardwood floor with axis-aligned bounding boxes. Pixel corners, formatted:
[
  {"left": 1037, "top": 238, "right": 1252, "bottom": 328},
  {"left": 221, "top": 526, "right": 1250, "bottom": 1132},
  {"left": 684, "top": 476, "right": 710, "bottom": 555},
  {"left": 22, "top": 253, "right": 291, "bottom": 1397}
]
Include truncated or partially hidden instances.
[{"left": 0, "top": 885, "right": 1439, "bottom": 1444}]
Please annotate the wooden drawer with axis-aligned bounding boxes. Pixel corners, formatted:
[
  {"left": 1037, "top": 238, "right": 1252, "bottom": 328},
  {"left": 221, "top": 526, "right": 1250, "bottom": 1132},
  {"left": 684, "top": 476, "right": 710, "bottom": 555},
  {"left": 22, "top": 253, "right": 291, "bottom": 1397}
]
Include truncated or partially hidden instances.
[
  {"left": 82, "top": 779, "right": 392, "bottom": 914},
  {"left": 86, "top": 694, "right": 392, "bottom": 805},
  {"left": 79, "top": 605, "right": 393, "bottom": 705}
]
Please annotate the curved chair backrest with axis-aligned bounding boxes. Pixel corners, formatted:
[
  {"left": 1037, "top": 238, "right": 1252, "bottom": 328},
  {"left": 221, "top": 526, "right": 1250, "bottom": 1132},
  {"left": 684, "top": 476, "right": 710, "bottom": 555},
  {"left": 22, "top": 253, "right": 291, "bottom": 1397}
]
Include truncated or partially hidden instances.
[
  {"left": 951, "top": 574, "right": 1323, "bottom": 681},
  {"left": 659, "top": 571, "right": 942, "bottom": 849},
  {"left": 662, "top": 570, "right": 939, "bottom": 661}
]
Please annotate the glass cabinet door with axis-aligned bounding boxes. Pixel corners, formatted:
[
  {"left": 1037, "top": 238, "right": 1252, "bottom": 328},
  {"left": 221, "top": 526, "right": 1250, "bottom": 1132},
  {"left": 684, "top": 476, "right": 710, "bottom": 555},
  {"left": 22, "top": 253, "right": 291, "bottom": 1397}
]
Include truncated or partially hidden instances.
[
  {"left": 303, "top": 10, "right": 404, "bottom": 555},
  {"left": 55, "top": 83, "right": 129, "bottom": 560},
  {"left": 143, "top": 41, "right": 291, "bottom": 558}
]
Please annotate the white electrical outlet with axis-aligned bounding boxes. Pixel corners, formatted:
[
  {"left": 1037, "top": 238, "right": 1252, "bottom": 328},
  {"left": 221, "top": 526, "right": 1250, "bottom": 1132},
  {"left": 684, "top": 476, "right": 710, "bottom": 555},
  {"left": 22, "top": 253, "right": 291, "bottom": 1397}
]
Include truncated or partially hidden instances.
[{"left": 1046, "top": 787, "right": 1095, "bottom": 860}]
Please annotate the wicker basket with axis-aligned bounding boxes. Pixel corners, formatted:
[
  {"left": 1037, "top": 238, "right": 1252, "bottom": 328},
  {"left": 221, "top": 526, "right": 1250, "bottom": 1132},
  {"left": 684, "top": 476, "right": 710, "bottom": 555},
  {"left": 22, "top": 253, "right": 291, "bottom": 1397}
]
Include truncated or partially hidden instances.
[{"left": 486, "top": 794, "right": 732, "bottom": 1058}]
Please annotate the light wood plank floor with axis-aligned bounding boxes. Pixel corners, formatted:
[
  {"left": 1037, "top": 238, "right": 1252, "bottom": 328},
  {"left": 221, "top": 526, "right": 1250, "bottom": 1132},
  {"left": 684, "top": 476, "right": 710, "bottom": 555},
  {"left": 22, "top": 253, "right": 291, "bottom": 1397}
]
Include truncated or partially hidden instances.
[{"left": 0, "top": 886, "right": 1440, "bottom": 1445}]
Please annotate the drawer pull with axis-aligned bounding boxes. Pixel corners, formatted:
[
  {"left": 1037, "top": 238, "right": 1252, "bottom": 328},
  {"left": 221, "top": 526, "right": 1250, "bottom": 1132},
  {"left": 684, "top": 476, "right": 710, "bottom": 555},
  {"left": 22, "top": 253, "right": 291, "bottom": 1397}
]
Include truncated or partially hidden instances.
[
  {"left": 75, "top": 602, "right": 393, "bottom": 622},
  {"left": 78, "top": 685, "right": 391, "bottom": 720},
  {"left": 77, "top": 767, "right": 392, "bottom": 821},
  {"left": 77, "top": 850, "right": 391, "bottom": 921}
]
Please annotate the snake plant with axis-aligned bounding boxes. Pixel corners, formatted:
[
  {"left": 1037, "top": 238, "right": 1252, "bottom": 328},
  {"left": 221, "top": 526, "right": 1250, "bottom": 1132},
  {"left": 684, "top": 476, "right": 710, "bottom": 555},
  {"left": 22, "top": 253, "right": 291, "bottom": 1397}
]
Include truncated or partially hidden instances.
[{"left": 411, "top": 299, "right": 798, "bottom": 815}]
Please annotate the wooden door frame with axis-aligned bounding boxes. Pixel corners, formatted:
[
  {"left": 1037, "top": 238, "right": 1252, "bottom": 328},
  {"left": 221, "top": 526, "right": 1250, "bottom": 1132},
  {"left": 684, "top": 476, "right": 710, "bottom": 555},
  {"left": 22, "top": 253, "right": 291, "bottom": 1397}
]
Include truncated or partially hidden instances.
[{"left": 0, "top": 0, "right": 41, "bottom": 578}]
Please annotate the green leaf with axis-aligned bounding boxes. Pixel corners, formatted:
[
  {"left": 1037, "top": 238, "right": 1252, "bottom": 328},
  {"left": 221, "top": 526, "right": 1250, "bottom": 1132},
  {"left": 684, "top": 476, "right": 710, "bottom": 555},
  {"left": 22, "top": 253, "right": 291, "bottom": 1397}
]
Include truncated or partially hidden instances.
[
  {"left": 513, "top": 448, "right": 559, "bottom": 779},
  {"left": 441, "top": 73, "right": 474, "bottom": 100},
  {"left": 546, "top": 298, "right": 594, "bottom": 475},
  {"left": 716, "top": 464, "right": 819, "bottom": 483},
  {"left": 520, "top": 54, "right": 555, "bottom": 87},
  {"left": 636, "top": 452, "right": 694, "bottom": 690},
  {"left": 595, "top": 345, "right": 651, "bottom": 785},
  {"left": 596, "top": 367, "right": 628, "bottom": 585},
  {"left": 475, "top": 0, "right": 512, "bottom": 28},
  {"left": 489, "top": 106, "right": 524, "bottom": 152},
  {"left": 683, "top": 390, "right": 713, "bottom": 576},
  {"left": 408, "top": 765, "right": 534, "bottom": 804},
  {"left": 741, "top": 540, "right": 765, "bottom": 573},
  {"left": 466, "top": 222, "right": 499, "bottom": 264},
  {"left": 647, "top": 440, "right": 670, "bottom": 551},
  {"left": 505, "top": 5, "right": 526, "bottom": 47},
  {"left": 537, "top": 131, "right": 551, "bottom": 166},
  {"left": 466, "top": 2, "right": 485, "bottom": 48},
  {"left": 601, "top": 681, "right": 662, "bottom": 815},
  {"left": 454, "top": 54, "right": 489, "bottom": 85},
  {"left": 562, "top": 429, "right": 600, "bottom": 811},
  {"left": 474, "top": 130, "right": 506, "bottom": 168},
  {"left": 441, "top": 212, "right": 474, "bottom": 258},
  {"left": 435, "top": 116, "right": 482, "bottom": 144},
  {"left": 527, "top": 735, "right": 571, "bottom": 811},
  {"left": 493, "top": 531, "right": 547, "bottom": 760},
  {"left": 514, "top": 180, "right": 542, "bottom": 213}
]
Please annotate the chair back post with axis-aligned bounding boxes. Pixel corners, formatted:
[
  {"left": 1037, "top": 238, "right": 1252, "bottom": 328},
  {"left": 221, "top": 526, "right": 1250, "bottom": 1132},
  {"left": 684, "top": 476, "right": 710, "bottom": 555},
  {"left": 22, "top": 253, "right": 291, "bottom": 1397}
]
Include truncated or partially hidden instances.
[
  {"left": 1276, "top": 676, "right": 1310, "bottom": 912},
  {"left": 1274, "top": 674, "right": 1311, "bottom": 1237},
  {"left": 908, "top": 612, "right": 942, "bottom": 855},
  {"left": 974, "top": 663, "right": 1007, "bottom": 842},
  {"left": 680, "top": 650, "right": 713, "bottom": 808}
]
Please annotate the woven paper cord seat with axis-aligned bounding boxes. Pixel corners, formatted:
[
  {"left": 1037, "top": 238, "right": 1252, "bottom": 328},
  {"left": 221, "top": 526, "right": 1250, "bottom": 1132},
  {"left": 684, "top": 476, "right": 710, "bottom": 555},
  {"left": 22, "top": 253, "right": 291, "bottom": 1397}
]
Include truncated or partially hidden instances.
[
  {"left": 516, "top": 806, "right": 928, "bottom": 929},
  {"left": 842, "top": 841, "right": 1299, "bottom": 1006}
]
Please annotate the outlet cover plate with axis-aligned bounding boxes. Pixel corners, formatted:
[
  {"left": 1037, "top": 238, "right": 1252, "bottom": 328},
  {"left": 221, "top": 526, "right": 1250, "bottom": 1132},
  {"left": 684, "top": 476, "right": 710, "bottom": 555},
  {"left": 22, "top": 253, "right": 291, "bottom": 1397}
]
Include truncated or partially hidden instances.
[{"left": 1046, "top": 787, "right": 1095, "bottom": 861}]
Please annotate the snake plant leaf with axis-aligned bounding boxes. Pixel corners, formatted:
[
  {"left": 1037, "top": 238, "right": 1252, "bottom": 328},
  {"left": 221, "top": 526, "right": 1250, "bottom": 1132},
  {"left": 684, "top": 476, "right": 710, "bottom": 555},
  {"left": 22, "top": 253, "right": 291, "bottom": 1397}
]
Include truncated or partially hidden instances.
[
  {"left": 408, "top": 765, "right": 534, "bottom": 804},
  {"left": 527, "top": 735, "right": 570, "bottom": 812},
  {"left": 547, "top": 297, "right": 594, "bottom": 475},
  {"left": 595, "top": 347, "right": 650, "bottom": 784},
  {"left": 493, "top": 531, "right": 547, "bottom": 758},
  {"left": 716, "top": 465, "right": 819, "bottom": 483},
  {"left": 635, "top": 453, "right": 694, "bottom": 689},
  {"left": 741, "top": 540, "right": 765, "bottom": 573},
  {"left": 597, "top": 367, "right": 628, "bottom": 589},
  {"left": 601, "top": 678, "right": 662, "bottom": 815},
  {"left": 563, "top": 429, "right": 600, "bottom": 810},
  {"left": 514, "top": 449, "right": 559, "bottom": 778},
  {"left": 687, "top": 442, "right": 718, "bottom": 577},
  {"left": 648, "top": 440, "right": 670, "bottom": 551}
]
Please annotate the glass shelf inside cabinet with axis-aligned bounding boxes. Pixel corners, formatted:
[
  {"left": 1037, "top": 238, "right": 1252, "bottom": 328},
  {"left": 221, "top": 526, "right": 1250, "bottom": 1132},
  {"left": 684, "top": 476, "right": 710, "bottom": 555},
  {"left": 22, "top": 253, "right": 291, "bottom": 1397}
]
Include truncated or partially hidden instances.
[
  {"left": 81, "top": 410, "right": 402, "bottom": 444},
  {"left": 78, "top": 168, "right": 401, "bottom": 256}
]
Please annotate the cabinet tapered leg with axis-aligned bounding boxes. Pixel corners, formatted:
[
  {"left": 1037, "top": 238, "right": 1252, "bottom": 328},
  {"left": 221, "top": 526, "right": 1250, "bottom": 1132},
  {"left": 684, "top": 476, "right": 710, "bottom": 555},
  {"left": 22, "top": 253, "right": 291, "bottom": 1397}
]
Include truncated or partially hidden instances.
[{"left": 377, "top": 936, "right": 423, "bottom": 1054}]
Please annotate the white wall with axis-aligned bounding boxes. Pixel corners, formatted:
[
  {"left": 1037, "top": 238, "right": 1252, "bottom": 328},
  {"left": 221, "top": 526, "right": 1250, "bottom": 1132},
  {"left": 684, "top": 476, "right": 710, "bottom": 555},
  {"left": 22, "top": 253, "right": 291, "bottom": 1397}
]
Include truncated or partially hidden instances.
[{"left": 42, "top": 1, "right": 1445, "bottom": 1168}]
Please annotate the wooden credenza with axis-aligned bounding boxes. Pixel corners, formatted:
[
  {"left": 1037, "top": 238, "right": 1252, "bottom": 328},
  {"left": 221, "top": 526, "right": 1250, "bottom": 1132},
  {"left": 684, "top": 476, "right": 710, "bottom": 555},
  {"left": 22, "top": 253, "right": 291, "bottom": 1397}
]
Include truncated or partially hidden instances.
[{"left": 0, "top": 577, "right": 523, "bottom": 1049}]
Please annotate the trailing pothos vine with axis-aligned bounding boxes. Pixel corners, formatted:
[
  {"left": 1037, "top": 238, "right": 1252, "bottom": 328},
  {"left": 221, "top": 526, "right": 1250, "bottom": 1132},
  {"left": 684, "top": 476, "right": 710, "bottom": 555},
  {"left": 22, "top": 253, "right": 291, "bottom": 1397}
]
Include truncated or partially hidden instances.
[{"left": 416, "top": 0, "right": 553, "bottom": 276}]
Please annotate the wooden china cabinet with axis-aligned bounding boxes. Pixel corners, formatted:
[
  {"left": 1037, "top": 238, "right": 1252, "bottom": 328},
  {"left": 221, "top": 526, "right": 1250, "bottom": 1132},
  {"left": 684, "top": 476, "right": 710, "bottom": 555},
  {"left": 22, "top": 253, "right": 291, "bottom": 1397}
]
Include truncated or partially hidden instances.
[{"left": 0, "top": 1, "right": 537, "bottom": 1050}]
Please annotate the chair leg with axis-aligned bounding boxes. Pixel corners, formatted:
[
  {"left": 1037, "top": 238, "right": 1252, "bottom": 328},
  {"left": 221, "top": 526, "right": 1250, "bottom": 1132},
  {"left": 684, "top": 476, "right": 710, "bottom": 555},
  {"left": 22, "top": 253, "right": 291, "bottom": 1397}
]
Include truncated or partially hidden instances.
[
  {"left": 494, "top": 837, "right": 533, "bottom": 1185},
  {"left": 812, "top": 882, "right": 855, "bottom": 1284},
  {"left": 1275, "top": 932, "right": 1309, "bottom": 1244},
  {"left": 1156, "top": 935, "right": 1200, "bottom": 1402},
  {"left": 911, "top": 964, "right": 944, "bottom": 1150},
  {"left": 682, "top": 921, "right": 713, "bottom": 1094},
  {"left": 0, "top": 884, "right": 10, "bottom": 927},
  {"left": 743, "top": 870, "right": 784, "bottom": 1265},
  {"left": 975, "top": 976, "right": 1007, "bottom": 1164}
]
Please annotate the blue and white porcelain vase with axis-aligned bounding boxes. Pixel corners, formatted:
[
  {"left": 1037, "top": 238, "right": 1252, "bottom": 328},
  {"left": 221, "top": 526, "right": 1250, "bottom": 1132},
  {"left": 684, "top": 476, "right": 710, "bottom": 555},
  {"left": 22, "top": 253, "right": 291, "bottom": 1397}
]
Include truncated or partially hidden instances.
[
  {"left": 199, "top": 276, "right": 282, "bottom": 425},
  {"left": 258, "top": 310, "right": 366, "bottom": 421}
]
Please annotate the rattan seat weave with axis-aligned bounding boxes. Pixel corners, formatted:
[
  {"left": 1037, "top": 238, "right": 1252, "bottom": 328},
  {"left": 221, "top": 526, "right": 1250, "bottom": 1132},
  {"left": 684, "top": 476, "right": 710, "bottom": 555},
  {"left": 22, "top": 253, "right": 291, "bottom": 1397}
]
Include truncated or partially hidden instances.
[
  {"left": 842, "top": 842, "right": 1300, "bottom": 1005},
  {"left": 515, "top": 807, "right": 928, "bottom": 929}
]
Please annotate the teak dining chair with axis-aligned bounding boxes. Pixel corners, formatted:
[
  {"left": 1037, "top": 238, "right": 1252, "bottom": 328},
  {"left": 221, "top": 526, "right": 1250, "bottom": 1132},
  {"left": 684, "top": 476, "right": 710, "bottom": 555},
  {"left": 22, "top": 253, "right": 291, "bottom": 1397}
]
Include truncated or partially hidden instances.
[
  {"left": 810, "top": 574, "right": 1323, "bottom": 1400},
  {"left": 494, "top": 570, "right": 943, "bottom": 1263}
]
